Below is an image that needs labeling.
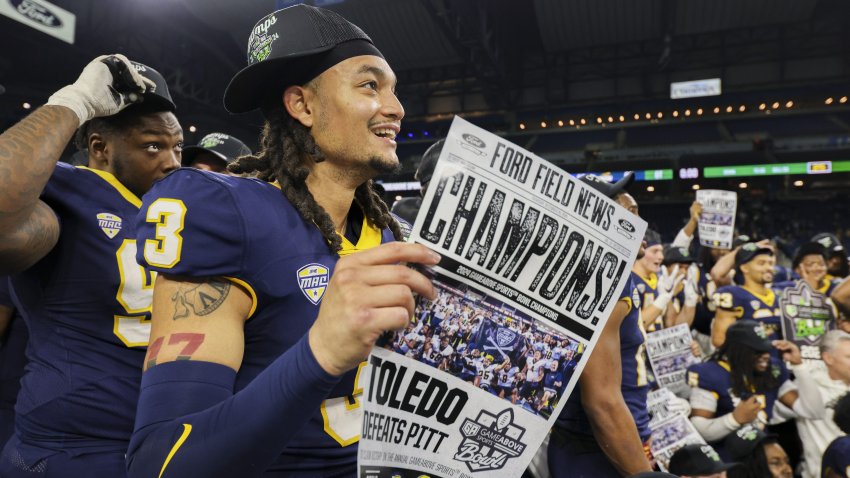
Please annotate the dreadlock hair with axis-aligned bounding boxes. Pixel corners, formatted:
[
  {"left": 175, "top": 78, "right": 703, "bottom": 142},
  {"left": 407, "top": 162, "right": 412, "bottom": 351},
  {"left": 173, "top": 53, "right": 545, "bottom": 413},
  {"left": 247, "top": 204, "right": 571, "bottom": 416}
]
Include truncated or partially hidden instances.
[
  {"left": 227, "top": 105, "right": 403, "bottom": 254},
  {"left": 711, "top": 341, "right": 779, "bottom": 398}
]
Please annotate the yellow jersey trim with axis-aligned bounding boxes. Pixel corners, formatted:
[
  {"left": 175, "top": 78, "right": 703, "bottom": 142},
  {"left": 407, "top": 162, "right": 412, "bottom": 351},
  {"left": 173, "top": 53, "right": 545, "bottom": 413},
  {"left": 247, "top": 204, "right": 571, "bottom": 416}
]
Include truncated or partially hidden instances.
[
  {"left": 338, "top": 215, "right": 382, "bottom": 257},
  {"left": 224, "top": 276, "right": 258, "bottom": 320},
  {"left": 77, "top": 166, "right": 142, "bottom": 208},
  {"left": 158, "top": 423, "right": 192, "bottom": 478},
  {"left": 742, "top": 286, "right": 775, "bottom": 307},
  {"left": 718, "top": 360, "right": 732, "bottom": 372},
  {"left": 637, "top": 273, "right": 658, "bottom": 290},
  {"left": 817, "top": 281, "right": 831, "bottom": 295}
]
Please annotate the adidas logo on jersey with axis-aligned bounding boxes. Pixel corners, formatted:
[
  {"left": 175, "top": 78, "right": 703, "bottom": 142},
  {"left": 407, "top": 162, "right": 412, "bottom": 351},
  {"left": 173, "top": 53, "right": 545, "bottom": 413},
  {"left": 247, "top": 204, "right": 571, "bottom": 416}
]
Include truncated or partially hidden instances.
[
  {"left": 297, "top": 263, "right": 329, "bottom": 305},
  {"left": 96, "top": 212, "right": 122, "bottom": 239}
]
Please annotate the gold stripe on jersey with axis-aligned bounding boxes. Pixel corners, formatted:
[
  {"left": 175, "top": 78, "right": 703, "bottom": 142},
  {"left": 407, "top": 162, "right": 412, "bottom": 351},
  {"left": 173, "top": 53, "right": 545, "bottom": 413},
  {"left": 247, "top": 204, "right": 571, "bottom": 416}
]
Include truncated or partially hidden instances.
[
  {"left": 158, "top": 423, "right": 192, "bottom": 478},
  {"left": 77, "top": 166, "right": 142, "bottom": 208}
]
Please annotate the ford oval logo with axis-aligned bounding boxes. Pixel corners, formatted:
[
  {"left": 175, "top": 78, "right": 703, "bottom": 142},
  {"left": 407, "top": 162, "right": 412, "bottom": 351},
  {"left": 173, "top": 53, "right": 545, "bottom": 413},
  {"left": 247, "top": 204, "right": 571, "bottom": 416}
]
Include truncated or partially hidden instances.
[
  {"left": 12, "top": 0, "right": 62, "bottom": 27},
  {"left": 618, "top": 219, "right": 635, "bottom": 233},
  {"left": 462, "top": 134, "right": 486, "bottom": 149}
]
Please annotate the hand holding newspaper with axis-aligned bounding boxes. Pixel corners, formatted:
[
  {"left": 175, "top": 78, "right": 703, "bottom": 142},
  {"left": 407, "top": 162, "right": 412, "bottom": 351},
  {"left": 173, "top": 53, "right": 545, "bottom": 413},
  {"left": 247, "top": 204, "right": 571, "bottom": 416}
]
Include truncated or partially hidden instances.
[{"left": 358, "top": 117, "right": 647, "bottom": 478}]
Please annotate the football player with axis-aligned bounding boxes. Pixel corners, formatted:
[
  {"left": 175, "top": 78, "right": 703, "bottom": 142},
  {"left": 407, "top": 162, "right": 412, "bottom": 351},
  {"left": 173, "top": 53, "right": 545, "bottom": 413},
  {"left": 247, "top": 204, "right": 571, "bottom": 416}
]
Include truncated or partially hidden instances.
[
  {"left": 0, "top": 55, "right": 180, "bottom": 477},
  {"left": 127, "top": 5, "right": 439, "bottom": 477},
  {"left": 632, "top": 231, "right": 684, "bottom": 333}
]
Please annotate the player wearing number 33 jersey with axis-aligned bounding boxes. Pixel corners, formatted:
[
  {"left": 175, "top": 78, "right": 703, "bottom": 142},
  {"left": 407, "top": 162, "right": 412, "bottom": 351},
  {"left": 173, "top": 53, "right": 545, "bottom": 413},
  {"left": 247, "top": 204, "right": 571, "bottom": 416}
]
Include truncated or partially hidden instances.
[{"left": 0, "top": 55, "right": 181, "bottom": 477}]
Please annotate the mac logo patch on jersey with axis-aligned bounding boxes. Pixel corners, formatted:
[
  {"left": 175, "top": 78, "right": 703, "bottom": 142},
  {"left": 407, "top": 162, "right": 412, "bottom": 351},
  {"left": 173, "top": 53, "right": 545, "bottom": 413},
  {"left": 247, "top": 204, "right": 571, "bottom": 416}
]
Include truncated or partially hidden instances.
[
  {"left": 96, "top": 213, "right": 122, "bottom": 239},
  {"left": 297, "top": 263, "right": 329, "bottom": 305}
]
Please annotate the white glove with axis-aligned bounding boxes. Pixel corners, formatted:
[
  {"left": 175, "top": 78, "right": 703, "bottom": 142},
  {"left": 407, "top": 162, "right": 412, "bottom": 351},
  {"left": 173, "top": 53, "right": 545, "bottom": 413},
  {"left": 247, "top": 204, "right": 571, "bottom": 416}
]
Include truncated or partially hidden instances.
[
  {"left": 684, "top": 263, "right": 700, "bottom": 307},
  {"left": 46, "top": 54, "right": 153, "bottom": 125},
  {"left": 668, "top": 396, "right": 692, "bottom": 417},
  {"left": 653, "top": 265, "right": 683, "bottom": 311}
]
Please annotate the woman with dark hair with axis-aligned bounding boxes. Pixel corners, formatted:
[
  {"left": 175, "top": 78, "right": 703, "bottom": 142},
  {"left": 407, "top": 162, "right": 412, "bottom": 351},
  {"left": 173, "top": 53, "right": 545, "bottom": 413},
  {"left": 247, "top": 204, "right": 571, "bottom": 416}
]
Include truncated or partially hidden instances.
[
  {"left": 687, "top": 320, "right": 820, "bottom": 458},
  {"left": 724, "top": 425, "right": 793, "bottom": 478}
]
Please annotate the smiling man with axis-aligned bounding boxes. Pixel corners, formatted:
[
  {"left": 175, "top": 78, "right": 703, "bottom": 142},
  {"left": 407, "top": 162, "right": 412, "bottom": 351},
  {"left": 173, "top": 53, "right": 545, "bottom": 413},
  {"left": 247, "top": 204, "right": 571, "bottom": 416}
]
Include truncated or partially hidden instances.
[
  {"left": 127, "top": 5, "right": 439, "bottom": 478},
  {"left": 0, "top": 55, "right": 181, "bottom": 477}
]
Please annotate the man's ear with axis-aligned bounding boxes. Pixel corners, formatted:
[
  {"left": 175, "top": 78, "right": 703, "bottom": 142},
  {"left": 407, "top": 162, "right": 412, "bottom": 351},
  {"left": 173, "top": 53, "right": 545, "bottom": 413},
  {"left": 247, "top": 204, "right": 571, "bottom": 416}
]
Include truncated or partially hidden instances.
[
  {"left": 283, "top": 85, "right": 315, "bottom": 128},
  {"left": 88, "top": 132, "right": 109, "bottom": 165}
]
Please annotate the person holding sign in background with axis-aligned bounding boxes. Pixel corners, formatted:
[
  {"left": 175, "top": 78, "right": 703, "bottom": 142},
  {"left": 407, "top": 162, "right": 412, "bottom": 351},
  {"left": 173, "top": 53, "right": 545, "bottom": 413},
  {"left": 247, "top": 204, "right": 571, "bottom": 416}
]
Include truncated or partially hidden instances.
[{"left": 128, "top": 5, "right": 439, "bottom": 477}]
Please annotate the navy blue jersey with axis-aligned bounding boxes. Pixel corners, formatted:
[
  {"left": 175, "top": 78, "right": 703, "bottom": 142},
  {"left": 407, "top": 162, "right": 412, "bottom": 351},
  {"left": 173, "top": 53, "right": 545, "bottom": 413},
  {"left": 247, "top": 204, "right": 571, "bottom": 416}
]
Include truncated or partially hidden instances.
[
  {"left": 135, "top": 168, "right": 396, "bottom": 474},
  {"left": 675, "top": 267, "right": 717, "bottom": 335},
  {"left": 821, "top": 436, "right": 850, "bottom": 478},
  {"left": 713, "top": 285, "right": 783, "bottom": 341},
  {"left": 633, "top": 272, "right": 664, "bottom": 333},
  {"left": 687, "top": 358, "right": 788, "bottom": 427},
  {"left": 556, "top": 276, "right": 651, "bottom": 442},
  {"left": 10, "top": 163, "right": 152, "bottom": 457}
]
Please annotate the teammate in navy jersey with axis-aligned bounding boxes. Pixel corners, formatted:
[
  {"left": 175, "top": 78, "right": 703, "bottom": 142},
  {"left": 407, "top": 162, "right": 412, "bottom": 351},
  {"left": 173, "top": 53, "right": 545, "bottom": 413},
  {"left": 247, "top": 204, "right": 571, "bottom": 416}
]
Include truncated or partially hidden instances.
[
  {"left": 0, "top": 278, "right": 27, "bottom": 447},
  {"left": 712, "top": 242, "right": 783, "bottom": 349},
  {"left": 127, "top": 5, "right": 439, "bottom": 478},
  {"left": 549, "top": 173, "right": 653, "bottom": 477},
  {"left": 632, "top": 231, "right": 685, "bottom": 334},
  {"left": 0, "top": 54, "right": 180, "bottom": 477},
  {"left": 688, "top": 320, "right": 821, "bottom": 459},
  {"left": 773, "top": 242, "right": 840, "bottom": 297},
  {"left": 822, "top": 393, "right": 850, "bottom": 478}
]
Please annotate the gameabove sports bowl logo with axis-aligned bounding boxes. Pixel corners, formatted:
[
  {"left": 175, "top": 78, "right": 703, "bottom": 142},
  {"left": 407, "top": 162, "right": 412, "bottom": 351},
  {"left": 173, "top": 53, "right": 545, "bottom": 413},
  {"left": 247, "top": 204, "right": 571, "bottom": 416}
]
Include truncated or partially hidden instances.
[
  {"left": 12, "top": 0, "right": 62, "bottom": 28},
  {"left": 616, "top": 218, "right": 635, "bottom": 240},
  {"left": 454, "top": 409, "right": 527, "bottom": 472},
  {"left": 460, "top": 133, "right": 487, "bottom": 157},
  {"left": 296, "top": 263, "right": 329, "bottom": 305}
]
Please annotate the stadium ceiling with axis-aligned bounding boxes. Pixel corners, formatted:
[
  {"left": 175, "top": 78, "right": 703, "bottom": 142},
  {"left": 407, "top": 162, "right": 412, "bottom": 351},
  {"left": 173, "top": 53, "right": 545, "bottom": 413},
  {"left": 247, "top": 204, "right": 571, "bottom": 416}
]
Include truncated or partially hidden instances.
[{"left": 1, "top": 0, "right": 848, "bottom": 139}]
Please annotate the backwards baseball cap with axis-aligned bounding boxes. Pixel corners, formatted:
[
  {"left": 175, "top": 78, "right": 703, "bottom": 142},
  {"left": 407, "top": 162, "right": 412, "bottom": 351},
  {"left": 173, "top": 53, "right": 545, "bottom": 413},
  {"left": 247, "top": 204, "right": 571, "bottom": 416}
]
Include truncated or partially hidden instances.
[
  {"left": 724, "top": 424, "right": 777, "bottom": 461},
  {"left": 644, "top": 229, "right": 662, "bottom": 248},
  {"left": 735, "top": 242, "right": 773, "bottom": 267},
  {"left": 578, "top": 172, "right": 635, "bottom": 199},
  {"left": 812, "top": 233, "right": 845, "bottom": 256},
  {"left": 416, "top": 138, "right": 445, "bottom": 186},
  {"left": 181, "top": 133, "right": 252, "bottom": 166},
  {"left": 663, "top": 246, "right": 696, "bottom": 265},
  {"left": 224, "top": 4, "right": 383, "bottom": 114},
  {"left": 792, "top": 242, "right": 828, "bottom": 269},
  {"left": 725, "top": 319, "right": 773, "bottom": 353},
  {"left": 668, "top": 444, "right": 738, "bottom": 475}
]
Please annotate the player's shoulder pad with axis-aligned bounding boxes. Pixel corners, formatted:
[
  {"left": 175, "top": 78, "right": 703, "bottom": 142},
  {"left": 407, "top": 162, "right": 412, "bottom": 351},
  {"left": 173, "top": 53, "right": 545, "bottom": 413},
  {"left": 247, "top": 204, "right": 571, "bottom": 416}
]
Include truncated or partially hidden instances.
[
  {"left": 135, "top": 168, "right": 260, "bottom": 277},
  {"left": 687, "top": 361, "right": 725, "bottom": 391}
]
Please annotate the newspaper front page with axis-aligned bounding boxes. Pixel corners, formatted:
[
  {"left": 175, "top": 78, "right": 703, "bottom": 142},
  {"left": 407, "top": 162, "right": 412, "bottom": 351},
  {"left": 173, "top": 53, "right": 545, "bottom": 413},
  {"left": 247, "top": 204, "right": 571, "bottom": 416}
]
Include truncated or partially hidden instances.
[
  {"left": 696, "top": 189, "right": 737, "bottom": 249},
  {"left": 645, "top": 324, "right": 700, "bottom": 397},
  {"left": 358, "top": 117, "right": 647, "bottom": 477},
  {"left": 646, "top": 388, "right": 707, "bottom": 471}
]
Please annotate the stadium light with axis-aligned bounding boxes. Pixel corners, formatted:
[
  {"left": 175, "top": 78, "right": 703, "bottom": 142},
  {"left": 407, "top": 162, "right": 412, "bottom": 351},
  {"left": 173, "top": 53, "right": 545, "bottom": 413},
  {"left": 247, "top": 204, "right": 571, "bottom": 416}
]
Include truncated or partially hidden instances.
[
  {"left": 841, "top": 96, "right": 848, "bottom": 104},
  {"left": 692, "top": 184, "right": 700, "bottom": 190},
  {"left": 697, "top": 108, "right": 704, "bottom": 115},
  {"left": 634, "top": 114, "right": 640, "bottom": 120},
  {"left": 541, "top": 121, "right": 547, "bottom": 128},
  {"left": 673, "top": 111, "right": 679, "bottom": 117},
  {"left": 519, "top": 123, "right": 526, "bottom": 130},
  {"left": 394, "top": 195, "right": 402, "bottom": 201},
  {"left": 657, "top": 112, "right": 663, "bottom": 119},
  {"left": 739, "top": 182, "right": 747, "bottom": 189},
  {"left": 738, "top": 105, "right": 746, "bottom": 112},
  {"left": 794, "top": 180, "right": 804, "bottom": 187},
  {"left": 607, "top": 116, "right": 614, "bottom": 123},
  {"left": 645, "top": 113, "right": 652, "bottom": 120},
  {"left": 188, "top": 125, "right": 197, "bottom": 133},
  {"left": 569, "top": 119, "right": 575, "bottom": 126},
  {"left": 557, "top": 120, "right": 564, "bottom": 127},
  {"left": 826, "top": 98, "right": 834, "bottom": 105},
  {"left": 785, "top": 101, "right": 793, "bottom": 108},
  {"left": 726, "top": 106, "right": 733, "bottom": 113},
  {"left": 713, "top": 107, "right": 720, "bottom": 114},
  {"left": 580, "top": 118, "right": 586, "bottom": 125},
  {"left": 22, "top": 102, "right": 31, "bottom": 109},
  {"left": 772, "top": 102, "right": 780, "bottom": 109},
  {"left": 619, "top": 115, "right": 625, "bottom": 122},
  {"left": 684, "top": 109, "right": 691, "bottom": 116},
  {"left": 646, "top": 185, "right": 655, "bottom": 192},
  {"left": 759, "top": 103, "right": 766, "bottom": 110}
]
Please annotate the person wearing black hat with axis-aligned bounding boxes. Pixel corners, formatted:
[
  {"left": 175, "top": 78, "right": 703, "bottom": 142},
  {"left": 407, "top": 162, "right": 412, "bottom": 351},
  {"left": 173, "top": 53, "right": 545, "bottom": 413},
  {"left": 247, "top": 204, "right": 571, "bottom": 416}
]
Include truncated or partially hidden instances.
[
  {"left": 724, "top": 425, "right": 792, "bottom": 478},
  {"left": 128, "top": 5, "right": 439, "bottom": 478},
  {"left": 812, "top": 233, "right": 849, "bottom": 280},
  {"left": 0, "top": 55, "right": 181, "bottom": 476},
  {"left": 668, "top": 444, "right": 738, "bottom": 478},
  {"left": 182, "top": 132, "right": 252, "bottom": 175},
  {"left": 550, "top": 172, "right": 655, "bottom": 477},
  {"left": 390, "top": 138, "right": 445, "bottom": 225},
  {"left": 773, "top": 242, "right": 839, "bottom": 297},
  {"left": 687, "top": 321, "right": 815, "bottom": 460},
  {"left": 711, "top": 242, "right": 782, "bottom": 350}
]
